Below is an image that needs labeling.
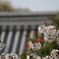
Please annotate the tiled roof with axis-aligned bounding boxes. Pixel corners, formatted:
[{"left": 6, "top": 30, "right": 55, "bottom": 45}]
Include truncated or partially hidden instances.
[{"left": 0, "top": 11, "right": 57, "bottom": 16}]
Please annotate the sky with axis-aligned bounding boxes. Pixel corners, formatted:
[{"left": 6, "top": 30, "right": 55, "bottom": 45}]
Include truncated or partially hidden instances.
[{"left": 3, "top": 0, "right": 59, "bottom": 11}]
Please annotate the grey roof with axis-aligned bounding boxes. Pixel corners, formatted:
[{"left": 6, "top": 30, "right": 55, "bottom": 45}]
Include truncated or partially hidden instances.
[
  {"left": 0, "top": 11, "right": 55, "bottom": 26},
  {"left": 0, "top": 11, "right": 57, "bottom": 16}
]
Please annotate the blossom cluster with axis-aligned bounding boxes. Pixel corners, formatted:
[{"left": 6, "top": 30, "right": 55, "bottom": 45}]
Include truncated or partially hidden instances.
[
  {"left": 51, "top": 49, "right": 59, "bottom": 59},
  {"left": 42, "top": 55, "right": 52, "bottom": 59},
  {"left": 26, "top": 25, "right": 59, "bottom": 59},
  {"left": 0, "top": 43, "right": 5, "bottom": 50},
  {"left": 28, "top": 41, "right": 41, "bottom": 51},
  {"left": 26, "top": 54, "right": 41, "bottom": 59},
  {"left": 57, "top": 38, "right": 59, "bottom": 45},
  {"left": 26, "top": 49, "right": 59, "bottom": 59},
  {"left": 0, "top": 53, "right": 18, "bottom": 59},
  {"left": 26, "top": 54, "right": 52, "bottom": 59},
  {"left": 38, "top": 25, "right": 59, "bottom": 42}
]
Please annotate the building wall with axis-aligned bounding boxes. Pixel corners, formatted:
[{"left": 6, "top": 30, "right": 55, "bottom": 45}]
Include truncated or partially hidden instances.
[{"left": 0, "top": 12, "right": 56, "bottom": 55}]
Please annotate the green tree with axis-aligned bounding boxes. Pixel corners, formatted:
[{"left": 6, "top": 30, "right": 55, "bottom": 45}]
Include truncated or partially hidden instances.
[
  {"left": 0, "top": 1, "right": 15, "bottom": 11},
  {"left": 0, "top": 1, "right": 30, "bottom": 12},
  {"left": 15, "top": 8, "right": 30, "bottom": 11}
]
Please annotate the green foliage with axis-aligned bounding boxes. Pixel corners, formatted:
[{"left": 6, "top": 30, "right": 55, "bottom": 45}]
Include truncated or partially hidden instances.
[
  {"left": 49, "top": 12, "right": 59, "bottom": 29},
  {"left": 20, "top": 53, "right": 27, "bottom": 59},
  {"left": 0, "top": 1, "right": 15, "bottom": 11},
  {"left": 25, "top": 31, "right": 59, "bottom": 57},
  {"left": 37, "top": 40, "right": 59, "bottom": 57}
]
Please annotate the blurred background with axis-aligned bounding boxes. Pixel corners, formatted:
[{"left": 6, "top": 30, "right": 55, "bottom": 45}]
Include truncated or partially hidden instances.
[{"left": 0, "top": 0, "right": 59, "bottom": 56}]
